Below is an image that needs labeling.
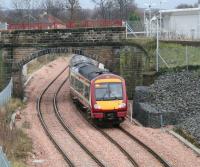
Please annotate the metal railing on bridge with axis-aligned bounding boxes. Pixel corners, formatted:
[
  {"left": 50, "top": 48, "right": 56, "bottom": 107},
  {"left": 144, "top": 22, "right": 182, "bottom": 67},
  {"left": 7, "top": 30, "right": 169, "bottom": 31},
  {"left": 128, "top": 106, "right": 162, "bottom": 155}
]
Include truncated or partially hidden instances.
[
  {"left": 0, "top": 146, "right": 11, "bottom": 167},
  {"left": 0, "top": 78, "right": 13, "bottom": 107},
  {"left": 7, "top": 19, "right": 123, "bottom": 30}
]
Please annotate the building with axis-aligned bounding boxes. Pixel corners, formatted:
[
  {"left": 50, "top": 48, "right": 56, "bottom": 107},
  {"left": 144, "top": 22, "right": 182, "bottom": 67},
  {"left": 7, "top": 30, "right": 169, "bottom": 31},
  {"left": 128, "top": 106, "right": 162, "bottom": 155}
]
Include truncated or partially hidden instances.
[
  {"left": 0, "top": 22, "right": 7, "bottom": 30},
  {"left": 160, "top": 7, "right": 200, "bottom": 40}
]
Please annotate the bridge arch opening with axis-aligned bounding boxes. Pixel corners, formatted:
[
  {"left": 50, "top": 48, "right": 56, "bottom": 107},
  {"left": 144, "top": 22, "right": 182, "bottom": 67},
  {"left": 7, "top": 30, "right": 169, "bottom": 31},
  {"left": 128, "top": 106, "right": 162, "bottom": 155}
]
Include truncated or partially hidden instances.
[
  {"left": 12, "top": 48, "right": 70, "bottom": 98},
  {"left": 11, "top": 43, "right": 151, "bottom": 99}
]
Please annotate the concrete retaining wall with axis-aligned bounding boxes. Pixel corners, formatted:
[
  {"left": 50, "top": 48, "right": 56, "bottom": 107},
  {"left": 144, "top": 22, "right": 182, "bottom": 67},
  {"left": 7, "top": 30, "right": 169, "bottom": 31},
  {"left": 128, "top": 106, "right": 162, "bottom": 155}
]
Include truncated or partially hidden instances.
[{"left": 0, "top": 79, "right": 13, "bottom": 107}]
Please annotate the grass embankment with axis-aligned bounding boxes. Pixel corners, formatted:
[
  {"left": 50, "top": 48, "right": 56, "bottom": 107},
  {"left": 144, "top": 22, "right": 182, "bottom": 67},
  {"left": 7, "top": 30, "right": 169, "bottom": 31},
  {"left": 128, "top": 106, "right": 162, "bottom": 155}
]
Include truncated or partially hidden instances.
[
  {"left": 27, "top": 54, "right": 65, "bottom": 75},
  {"left": 160, "top": 43, "right": 200, "bottom": 68},
  {"left": 0, "top": 99, "right": 32, "bottom": 167},
  {"left": 174, "top": 128, "right": 200, "bottom": 149}
]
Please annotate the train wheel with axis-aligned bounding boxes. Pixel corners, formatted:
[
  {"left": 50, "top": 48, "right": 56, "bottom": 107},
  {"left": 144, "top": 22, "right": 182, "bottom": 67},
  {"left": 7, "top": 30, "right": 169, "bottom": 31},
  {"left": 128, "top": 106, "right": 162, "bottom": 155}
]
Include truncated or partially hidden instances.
[{"left": 113, "top": 122, "right": 120, "bottom": 127}]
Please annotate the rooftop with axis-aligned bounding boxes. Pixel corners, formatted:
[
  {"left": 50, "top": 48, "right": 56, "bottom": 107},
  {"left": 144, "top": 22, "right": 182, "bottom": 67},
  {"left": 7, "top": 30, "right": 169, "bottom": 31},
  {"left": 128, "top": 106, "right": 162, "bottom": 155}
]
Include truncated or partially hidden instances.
[{"left": 160, "top": 7, "right": 200, "bottom": 14}]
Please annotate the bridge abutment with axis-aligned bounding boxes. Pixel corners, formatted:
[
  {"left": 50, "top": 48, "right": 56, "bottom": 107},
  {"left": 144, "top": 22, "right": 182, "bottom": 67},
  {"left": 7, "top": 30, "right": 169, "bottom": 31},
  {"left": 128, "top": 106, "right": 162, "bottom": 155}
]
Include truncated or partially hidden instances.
[{"left": 12, "top": 68, "right": 24, "bottom": 99}]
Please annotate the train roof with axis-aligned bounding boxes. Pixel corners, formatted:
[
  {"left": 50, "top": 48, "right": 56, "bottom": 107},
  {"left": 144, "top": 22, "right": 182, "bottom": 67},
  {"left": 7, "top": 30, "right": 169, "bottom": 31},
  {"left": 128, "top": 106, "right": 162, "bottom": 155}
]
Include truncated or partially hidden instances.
[{"left": 70, "top": 55, "right": 109, "bottom": 81}]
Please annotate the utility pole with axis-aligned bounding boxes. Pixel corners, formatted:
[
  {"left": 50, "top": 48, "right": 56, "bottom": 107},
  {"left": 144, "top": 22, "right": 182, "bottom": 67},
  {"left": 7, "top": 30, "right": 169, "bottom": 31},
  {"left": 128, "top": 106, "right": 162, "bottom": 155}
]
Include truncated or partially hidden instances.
[{"left": 156, "top": 17, "right": 159, "bottom": 72}]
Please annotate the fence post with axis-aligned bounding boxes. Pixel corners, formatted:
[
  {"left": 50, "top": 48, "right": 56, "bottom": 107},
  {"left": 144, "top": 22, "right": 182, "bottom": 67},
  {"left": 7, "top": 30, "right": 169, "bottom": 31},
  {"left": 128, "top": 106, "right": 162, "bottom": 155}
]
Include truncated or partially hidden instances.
[
  {"left": 156, "top": 17, "right": 159, "bottom": 72},
  {"left": 160, "top": 113, "right": 163, "bottom": 128},
  {"left": 125, "top": 21, "right": 128, "bottom": 39},
  {"left": 185, "top": 45, "right": 189, "bottom": 71}
]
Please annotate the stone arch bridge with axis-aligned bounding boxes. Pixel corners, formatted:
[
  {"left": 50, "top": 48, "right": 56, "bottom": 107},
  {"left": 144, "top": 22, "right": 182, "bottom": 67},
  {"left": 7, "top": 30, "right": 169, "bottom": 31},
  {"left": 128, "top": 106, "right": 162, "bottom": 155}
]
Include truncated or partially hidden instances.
[{"left": 0, "top": 27, "right": 155, "bottom": 98}]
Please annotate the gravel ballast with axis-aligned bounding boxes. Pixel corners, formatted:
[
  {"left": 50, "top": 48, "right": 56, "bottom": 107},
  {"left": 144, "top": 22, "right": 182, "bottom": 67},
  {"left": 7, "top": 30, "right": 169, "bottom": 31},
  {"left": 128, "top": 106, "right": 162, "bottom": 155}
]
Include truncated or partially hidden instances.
[{"left": 134, "top": 70, "right": 200, "bottom": 144}]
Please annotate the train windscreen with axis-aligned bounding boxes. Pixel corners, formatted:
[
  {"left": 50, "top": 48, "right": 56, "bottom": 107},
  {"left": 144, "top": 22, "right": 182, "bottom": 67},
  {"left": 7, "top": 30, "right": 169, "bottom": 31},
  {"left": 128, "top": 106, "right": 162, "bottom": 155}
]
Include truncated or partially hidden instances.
[{"left": 95, "top": 83, "right": 123, "bottom": 101}]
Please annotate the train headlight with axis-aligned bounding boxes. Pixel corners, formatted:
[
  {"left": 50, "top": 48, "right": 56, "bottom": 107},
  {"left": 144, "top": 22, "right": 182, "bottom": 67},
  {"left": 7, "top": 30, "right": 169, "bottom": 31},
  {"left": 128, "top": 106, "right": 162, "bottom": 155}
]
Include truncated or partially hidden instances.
[
  {"left": 118, "top": 103, "right": 126, "bottom": 108},
  {"left": 94, "top": 104, "right": 101, "bottom": 109}
]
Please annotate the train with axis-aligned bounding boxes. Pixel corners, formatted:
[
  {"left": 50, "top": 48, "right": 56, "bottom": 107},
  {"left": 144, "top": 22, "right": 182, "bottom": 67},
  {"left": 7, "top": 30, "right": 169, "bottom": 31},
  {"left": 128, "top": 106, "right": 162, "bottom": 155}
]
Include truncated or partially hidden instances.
[{"left": 69, "top": 55, "right": 128, "bottom": 125}]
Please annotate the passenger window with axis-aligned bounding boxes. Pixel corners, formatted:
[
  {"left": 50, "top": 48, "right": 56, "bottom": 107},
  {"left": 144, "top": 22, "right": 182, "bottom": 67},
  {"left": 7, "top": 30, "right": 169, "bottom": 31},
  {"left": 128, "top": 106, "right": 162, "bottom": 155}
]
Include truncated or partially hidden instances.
[
  {"left": 84, "top": 86, "right": 89, "bottom": 100},
  {"left": 76, "top": 80, "right": 82, "bottom": 94},
  {"left": 74, "top": 78, "right": 79, "bottom": 90}
]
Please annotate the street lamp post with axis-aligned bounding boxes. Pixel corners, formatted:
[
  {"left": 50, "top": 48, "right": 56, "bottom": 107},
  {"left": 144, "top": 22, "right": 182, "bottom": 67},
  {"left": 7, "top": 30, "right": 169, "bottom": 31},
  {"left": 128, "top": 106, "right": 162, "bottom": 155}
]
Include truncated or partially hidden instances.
[
  {"left": 144, "top": 9, "right": 149, "bottom": 36},
  {"left": 145, "top": 0, "right": 156, "bottom": 37},
  {"left": 159, "top": 0, "right": 167, "bottom": 37},
  {"left": 149, "top": 4, "right": 152, "bottom": 37}
]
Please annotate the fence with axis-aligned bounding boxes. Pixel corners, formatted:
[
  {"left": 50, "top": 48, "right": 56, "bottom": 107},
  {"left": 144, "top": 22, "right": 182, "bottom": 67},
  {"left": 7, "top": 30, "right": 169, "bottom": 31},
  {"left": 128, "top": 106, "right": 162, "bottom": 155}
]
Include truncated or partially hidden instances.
[
  {"left": 0, "top": 78, "right": 13, "bottom": 107},
  {"left": 0, "top": 146, "right": 11, "bottom": 167},
  {"left": 159, "top": 43, "right": 200, "bottom": 69},
  {"left": 160, "top": 28, "right": 200, "bottom": 41},
  {"left": 8, "top": 19, "right": 123, "bottom": 30}
]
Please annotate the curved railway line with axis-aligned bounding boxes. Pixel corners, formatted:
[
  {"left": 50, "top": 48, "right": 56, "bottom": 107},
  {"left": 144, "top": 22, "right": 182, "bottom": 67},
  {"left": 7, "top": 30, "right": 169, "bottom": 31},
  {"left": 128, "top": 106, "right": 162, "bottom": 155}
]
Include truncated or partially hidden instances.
[
  {"left": 79, "top": 110, "right": 172, "bottom": 167},
  {"left": 37, "top": 66, "right": 74, "bottom": 166},
  {"left": 72, "top": 91, "right": 172, "bottom": 167},
  {"left": 37, "top": 63, "right": 172, "bottom": 167},
  {"left": 56, "top": 67, "right": 172, "bottom": 167},
  {"left": 37, "top": 66, "right": 104, "bottom": 167},
  {"left": 54, "top": 69, "right": 139, "bottom": 167},
  {"left": 53, "top": 76, "right": 105, "bottom": 167}
]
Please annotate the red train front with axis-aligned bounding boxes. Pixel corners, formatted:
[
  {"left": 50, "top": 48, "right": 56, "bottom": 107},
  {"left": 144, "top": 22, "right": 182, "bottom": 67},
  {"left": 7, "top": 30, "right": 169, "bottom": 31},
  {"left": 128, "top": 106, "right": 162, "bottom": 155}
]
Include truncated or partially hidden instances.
[{"left": 69, "top": 55, "right": 127, "bottom": 125}]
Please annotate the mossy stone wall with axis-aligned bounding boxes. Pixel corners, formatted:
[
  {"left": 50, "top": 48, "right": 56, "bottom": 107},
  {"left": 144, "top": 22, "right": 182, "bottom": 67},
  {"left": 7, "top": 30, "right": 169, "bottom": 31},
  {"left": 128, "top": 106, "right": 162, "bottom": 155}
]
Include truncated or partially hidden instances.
[{"left": 120, "top": 46, "right": 144, "bottom": 99}]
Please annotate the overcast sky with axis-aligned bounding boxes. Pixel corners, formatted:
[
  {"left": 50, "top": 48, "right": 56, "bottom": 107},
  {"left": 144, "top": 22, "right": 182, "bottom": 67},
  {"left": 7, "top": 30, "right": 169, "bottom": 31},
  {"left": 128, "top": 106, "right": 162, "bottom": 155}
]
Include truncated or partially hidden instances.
[{"left": 3, "top": 0, "right": 199, "bottom": 10}]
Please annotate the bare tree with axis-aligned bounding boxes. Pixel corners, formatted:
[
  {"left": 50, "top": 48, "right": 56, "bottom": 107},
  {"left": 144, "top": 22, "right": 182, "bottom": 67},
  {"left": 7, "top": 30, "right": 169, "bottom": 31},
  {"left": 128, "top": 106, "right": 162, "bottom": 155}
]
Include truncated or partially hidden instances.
[
  {"left": 92, "top": 0, "right": 112, "bottom": 19},
  {"left": 12, "top": 0, "right": 23, "bottom": 11},
  {"left": 65, "top": 0, "right": 80, "bottom": 20},
  {"left": 105, "top": 0, "right": 115, "bottom": 19},
  {"left": 91, "top": 0, "right": 137, "bottom": 19},
  {"left": 11, "top": 0, "right": 26, "bottom": 22},
  {"left": 11, "top": 0, "right": 40, "bottom": 23},
  {"left": 41, "top": 0, "right": 64, "bottom": 17},
  {"left": 115, "top": 0, "right": 136, "bottom": 20}
]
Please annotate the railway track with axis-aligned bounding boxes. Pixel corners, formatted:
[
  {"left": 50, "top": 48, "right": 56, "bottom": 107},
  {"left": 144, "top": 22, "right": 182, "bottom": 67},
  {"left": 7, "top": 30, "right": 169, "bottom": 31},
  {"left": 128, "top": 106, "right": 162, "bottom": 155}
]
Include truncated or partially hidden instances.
[
  {"left": 92, "top": 123, "right": 139, "bottom": 167},
  {"left": 53, "top": 76, "right": 105, "bottom": 167},
  {"left": 37, "top": 66, "right": 74, "bottom": 166},
  {"left": 75, "top": 93, "right": 172, "bottom": 167},
  {"left": 37, "top": 66, "right": 104, "bottom": 167},
  {"left": 75, "top": 105, "right": 139, "bottom": 167},
  {"left": 83, "top": 112, "right": 172, "bottom": 167},
  {"left": 118, "top": 126, "right": 172, "bottom": 167},
  {"left": 37, "top": 64, "right": 172, "bottom": 167}
]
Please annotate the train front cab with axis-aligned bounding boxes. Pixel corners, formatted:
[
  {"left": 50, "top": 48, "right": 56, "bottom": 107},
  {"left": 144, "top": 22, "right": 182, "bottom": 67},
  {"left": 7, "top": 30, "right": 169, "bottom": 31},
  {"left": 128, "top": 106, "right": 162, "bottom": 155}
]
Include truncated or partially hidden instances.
[{"left": 90, "top": 74, "right": 127, "bottom": 124}]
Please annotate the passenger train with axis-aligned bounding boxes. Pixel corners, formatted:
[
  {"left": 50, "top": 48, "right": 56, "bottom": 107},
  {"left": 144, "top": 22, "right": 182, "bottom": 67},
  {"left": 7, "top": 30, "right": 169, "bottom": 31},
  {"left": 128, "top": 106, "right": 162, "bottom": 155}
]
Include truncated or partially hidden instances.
[{"left": 69, "top": 55, "right": 128, "bottom": 125}]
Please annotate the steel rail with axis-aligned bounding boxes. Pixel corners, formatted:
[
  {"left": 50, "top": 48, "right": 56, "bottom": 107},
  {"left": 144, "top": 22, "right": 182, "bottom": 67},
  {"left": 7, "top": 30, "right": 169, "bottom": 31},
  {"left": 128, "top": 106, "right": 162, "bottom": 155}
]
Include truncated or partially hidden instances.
[
  {"left": 92, "top": 124, "right": 139, "bottom": 167},
  {"left": 118, "top": 127, "right": 172, "bottom": 167},
  {"left": 76, "top": 108, "right": 139, "bottom": 167},
  {"left": 53, "top": 76, "right": 106, "bottom": 167},
  {"left": 37, "top": 66, "right": 75, "bottom": 167}
]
